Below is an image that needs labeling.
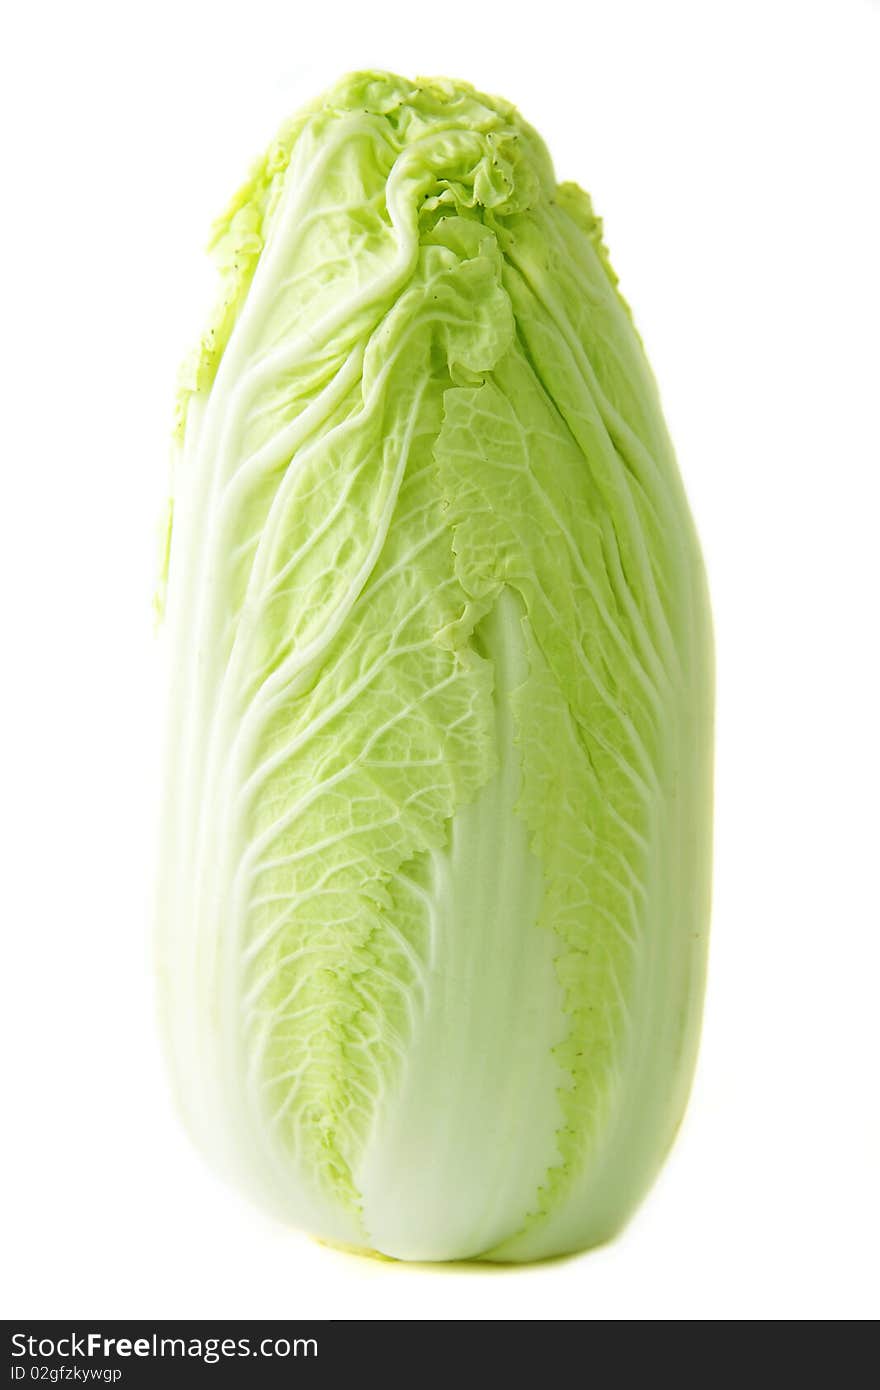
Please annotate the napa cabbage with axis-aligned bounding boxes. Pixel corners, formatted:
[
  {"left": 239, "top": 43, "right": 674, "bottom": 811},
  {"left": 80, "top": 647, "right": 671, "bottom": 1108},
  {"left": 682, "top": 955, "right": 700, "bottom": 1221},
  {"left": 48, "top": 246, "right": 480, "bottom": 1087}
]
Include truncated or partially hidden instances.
[{"left": 157, "top": 70, "right": 713, "bottom": 1263}]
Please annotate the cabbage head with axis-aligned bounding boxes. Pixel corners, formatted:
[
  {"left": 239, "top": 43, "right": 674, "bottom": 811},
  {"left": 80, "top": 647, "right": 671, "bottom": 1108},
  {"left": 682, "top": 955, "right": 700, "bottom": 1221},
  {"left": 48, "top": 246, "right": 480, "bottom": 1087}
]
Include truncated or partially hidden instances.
[{"left": 157, "top": 71, "right": 713, "bottom": 1263}]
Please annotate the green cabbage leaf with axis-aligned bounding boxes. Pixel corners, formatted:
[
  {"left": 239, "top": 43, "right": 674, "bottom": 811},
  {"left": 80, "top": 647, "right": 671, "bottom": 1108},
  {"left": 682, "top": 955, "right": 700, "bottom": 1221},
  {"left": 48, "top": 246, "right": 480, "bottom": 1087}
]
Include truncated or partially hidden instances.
[{"left": 158, "top": 71, "right": 713, "bottom": 1262}]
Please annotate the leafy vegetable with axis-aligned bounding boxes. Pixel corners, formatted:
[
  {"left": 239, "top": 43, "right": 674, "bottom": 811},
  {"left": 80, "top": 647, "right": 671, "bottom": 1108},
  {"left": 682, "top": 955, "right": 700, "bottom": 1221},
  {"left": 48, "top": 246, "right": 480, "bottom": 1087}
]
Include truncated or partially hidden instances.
[{"left": 157, "top": 70, "right": 713, "bottom": 1262}]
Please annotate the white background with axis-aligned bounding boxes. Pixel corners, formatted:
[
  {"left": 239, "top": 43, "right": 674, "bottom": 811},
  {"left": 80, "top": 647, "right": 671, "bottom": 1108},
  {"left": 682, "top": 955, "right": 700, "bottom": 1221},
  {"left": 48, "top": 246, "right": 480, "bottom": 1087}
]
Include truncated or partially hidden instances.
[{"left": 3, "top": 0, "right": 879, "bottom": 1321}]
